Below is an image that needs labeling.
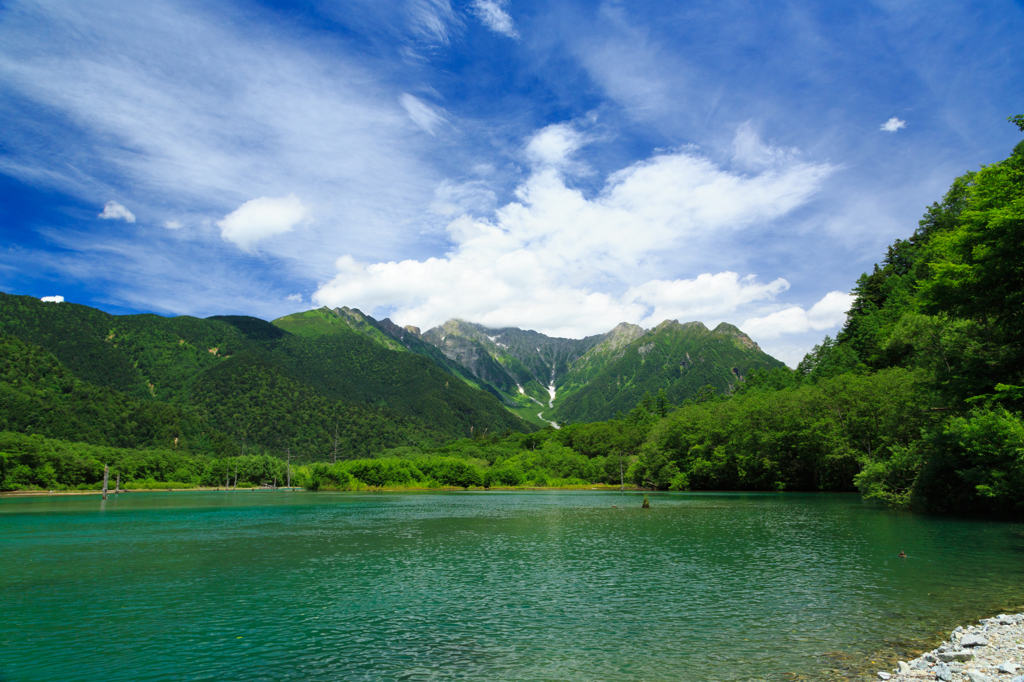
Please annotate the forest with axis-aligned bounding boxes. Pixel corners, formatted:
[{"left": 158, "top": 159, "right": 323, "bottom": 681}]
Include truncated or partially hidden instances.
[{"left": 2, "top": 122, "right": 1022, "bottom": 518}]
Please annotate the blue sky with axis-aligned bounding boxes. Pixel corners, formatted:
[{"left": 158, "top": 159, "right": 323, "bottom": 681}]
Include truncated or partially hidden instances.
[{"left": 1, "top": 0, "right": 1022, "bottom": 365}]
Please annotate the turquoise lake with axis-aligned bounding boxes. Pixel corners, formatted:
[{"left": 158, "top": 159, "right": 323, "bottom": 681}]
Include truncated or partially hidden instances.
[{"left": 1, "top": 491, "right": 1022, "bottom": 681}]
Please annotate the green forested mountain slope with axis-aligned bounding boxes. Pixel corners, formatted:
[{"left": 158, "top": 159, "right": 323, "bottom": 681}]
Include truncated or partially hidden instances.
[
  {"left": 0, "top": 295, "right": 535, "bottom": 460},
  {"left": 554, "top": 321, "right": 785, "bottom": 423},
  {"left": 0, "top": 293, "right": 260, "bottom": 401},
  {"left": 553, "top": 322, "right": 648, "bottom": 397},
  {"left": 274, "top": 307, "right": 495, "bottom": 397},
  {"left": 183, "top": 350, "right": 448, "bottom": 458},
  {"left": 268, "top": 310, "right": 530, "bottom": 435},
  {"left": 0, "top": 333, "right": 229, "bottom": 451}
]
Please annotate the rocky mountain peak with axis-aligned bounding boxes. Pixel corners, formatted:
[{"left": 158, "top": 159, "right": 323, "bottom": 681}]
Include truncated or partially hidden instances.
[{"left": 712, "top": 322, "right": 761, "bottom": 351}]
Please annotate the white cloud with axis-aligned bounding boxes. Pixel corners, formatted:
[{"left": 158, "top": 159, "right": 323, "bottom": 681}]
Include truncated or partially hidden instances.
[
  {"left": 407, "top": 0, "right": 460, "bottom": 44},
  {"left": 429, "top": 179, "right": 497, "bottom": 217},
  {"left": 740, "top": 291, "right": 854, "bottom": 340},
  {"left": 217, "top": 194, "right": 309, "bottom": 252},
  {"left": 400, "top": 93, "right": 447, "bottom": 136},
  {"left": 164, "top": 220, "right": 182, "bottom": 229},
  {"left": 40, "top": 295, "right": 64, "bottom": 303},
  {"left": 626, "top": 274, "right": 790, "bottom": 328},
  {"left": 286, "top": 293, "right": 302, "bottom": 302},
  {"left": 525, "top": 123, "right": 586, "bottom": 167},
  {"left": 880, "top": 117, "right": 907, "bottom": 132},
  {"left": 98, "top": 201, "right": 136, "bottom": 223},
  {"left": 313, "top": 123, "right": 835, "bottom": 337},
  {"left": 732, "top": 122, "right": 799, "bottom": 170},
  {"left": 471, "top": 0, "right": 519, "bottom": 39}
]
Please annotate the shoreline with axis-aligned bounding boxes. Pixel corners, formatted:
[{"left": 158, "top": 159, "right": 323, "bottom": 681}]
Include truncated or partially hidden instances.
[
  {"left": 873, "top": 613, "right": 1024, "bottom": 682},
  {"left": 0, "top": 483, "right": 636, "bottom": 497}
]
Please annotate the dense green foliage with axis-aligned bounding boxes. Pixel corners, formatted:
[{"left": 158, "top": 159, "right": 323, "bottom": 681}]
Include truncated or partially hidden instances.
[
  {"left": 825, "top": 134, "right": 1024, "bottom": 516},
  {"left": 634, "top": 367, "right": 927, "bottom": 492},
  {"left": 0, "top": 334, "right": 232, "bottom": 452},
  {"left": 0, "top": 431, "right": 211, "bottom": 490}
]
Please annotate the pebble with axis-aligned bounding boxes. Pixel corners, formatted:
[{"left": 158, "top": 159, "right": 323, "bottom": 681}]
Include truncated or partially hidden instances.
[{"left": 880, "top": 612, "right": 1024, "bottom": 682}]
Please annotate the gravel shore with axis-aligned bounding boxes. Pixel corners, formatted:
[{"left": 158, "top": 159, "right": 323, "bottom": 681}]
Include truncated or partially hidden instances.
[{"left": 876, "top": 613, "right": 1024, "bottom": 682}]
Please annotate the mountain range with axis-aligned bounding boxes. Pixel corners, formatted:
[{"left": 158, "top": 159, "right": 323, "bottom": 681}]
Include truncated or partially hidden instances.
[
  {"left": 272, "top": 305, "right": 784, "bottom": 426},
  {"left": 0, "top": 291, "right": 783, "bottom": 458}
]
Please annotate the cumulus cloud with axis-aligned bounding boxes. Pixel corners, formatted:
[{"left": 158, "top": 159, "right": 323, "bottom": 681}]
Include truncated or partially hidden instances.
[
  {"left": 98, "top": 201, "right": 136, "bottom": 223},
  {"left": 400, "top": 93, "right": 447, "bottom": 136},
  {"left": 740, "top": 291, "right": 854, "bottom": 339},
  {"left": 313, "top": 123, "right": 835, "bottom": 337},
  {"left": 880, "top": 117, "right": 907, "bottom": 132},
  {"left": 286, "top": 293, "right": 303, "bottom": 302},
  {"left": 217, "top": 194, "right": 309, "bottom": 252},
  {"left": 40, "top": 295, "right": 64, "bottom": 303},
  {"left": 164, "top": 220, "right": 182, "bottom": 229},
  {"left": 471, "top": 0, "right": 519, "bottom": 39},
  {"left": 626, "top": 274, "right": 790, "bottom": 328},
  {"left": 525, "top": 123, "right": 586, "bottom": 167}
]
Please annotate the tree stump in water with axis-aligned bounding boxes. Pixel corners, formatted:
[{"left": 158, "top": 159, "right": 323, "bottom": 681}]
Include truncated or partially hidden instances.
[{"left": 641, "top": 495, "right": 650, "bottom": 509}]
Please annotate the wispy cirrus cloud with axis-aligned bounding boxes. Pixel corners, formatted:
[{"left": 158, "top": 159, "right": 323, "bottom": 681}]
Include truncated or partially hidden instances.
[
  {"left": 0, "top": 0, "right": 445, "bottom": 299},
  {"left": 400, "top": 93, "right": 448, "bottom": 135},
  {"left": 471, "top": 0, "right": 519, "bottom": 39}
]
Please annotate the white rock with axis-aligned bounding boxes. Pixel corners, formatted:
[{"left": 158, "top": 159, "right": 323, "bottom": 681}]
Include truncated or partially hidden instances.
[
  {"left": 878, "top": 673, "right": 892, "bottom": 680},
  {"left": 961, "top": 634, "right": 990, "bottom": 648}
]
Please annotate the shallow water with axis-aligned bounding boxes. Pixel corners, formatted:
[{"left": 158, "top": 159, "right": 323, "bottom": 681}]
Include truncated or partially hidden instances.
[{"left": 1, "top": 491, "right": 1021, "bottom": 682}]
